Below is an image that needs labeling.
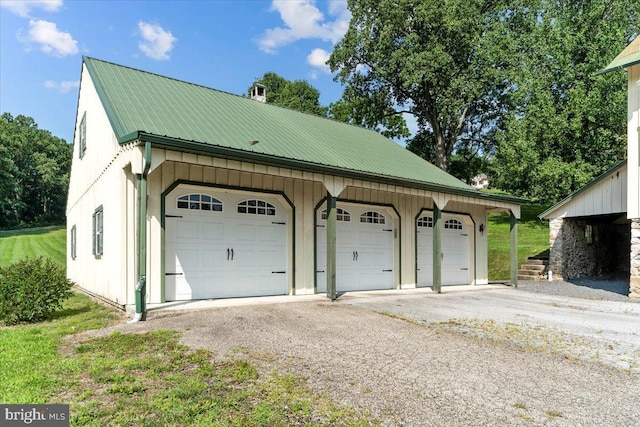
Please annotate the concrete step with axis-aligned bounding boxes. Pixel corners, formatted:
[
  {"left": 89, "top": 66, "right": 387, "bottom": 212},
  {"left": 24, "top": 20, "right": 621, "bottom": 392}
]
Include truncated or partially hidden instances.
[
  {"left": 519, "top": 264, "right": 546, "bottom": 272},
  {"left": 524, "top": 258, "right": 549, "bottom": 266},
  {"left": 518, "top": 269, "right": 545, "bottom": 276},
  {"left": 518, "top": 274, "right": 539, "bottom": 281}
]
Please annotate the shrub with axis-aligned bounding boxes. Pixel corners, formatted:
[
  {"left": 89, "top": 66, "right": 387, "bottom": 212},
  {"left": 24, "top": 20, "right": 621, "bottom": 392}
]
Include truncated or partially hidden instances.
[{"left": 0, "top": 257, "right": 74, "bottom": 325}]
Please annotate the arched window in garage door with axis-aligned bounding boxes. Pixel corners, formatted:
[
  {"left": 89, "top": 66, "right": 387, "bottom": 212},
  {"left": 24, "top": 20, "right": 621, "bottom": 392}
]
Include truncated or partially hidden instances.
[
  {"left": 321, "top": 208, "right": 351, "bottom": 221},
  {"left": 360, "top": 211, "right": 386, "bottom": 224},
  {"left": 417, "top": 216, "right": 433, "bottom": 228},
  {"left": 177, "top": 194, "right": 223, "bottom": 211},
  {"left": 444, "top": 218, "right": 463, "bottom": 230},
  {"left": 237, "top": 199, "right": 276, "bottom": 215}
]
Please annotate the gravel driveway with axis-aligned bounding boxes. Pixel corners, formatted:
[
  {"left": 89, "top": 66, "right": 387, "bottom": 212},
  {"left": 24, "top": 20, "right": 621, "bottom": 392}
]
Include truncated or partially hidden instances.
[{"left": 92, "top": 282, "right": 640, "bottom": 426}]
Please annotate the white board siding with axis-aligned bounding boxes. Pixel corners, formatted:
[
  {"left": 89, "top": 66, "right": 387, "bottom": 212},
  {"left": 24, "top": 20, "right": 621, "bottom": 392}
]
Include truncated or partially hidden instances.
[
  {"left": 628, "top": 64, "right": 640, "bottom": 219},
  {"left": 66, "top": 63, "right": 141, "bottom": 306},
  {"left": 543, "top": 165, "right": 628, "bottom": 220}
]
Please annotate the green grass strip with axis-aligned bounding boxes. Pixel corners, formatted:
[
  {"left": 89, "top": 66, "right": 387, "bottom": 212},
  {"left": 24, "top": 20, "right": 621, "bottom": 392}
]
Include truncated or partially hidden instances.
[{"left": 0, "top": 227, "right": 66, "bottom": 268}]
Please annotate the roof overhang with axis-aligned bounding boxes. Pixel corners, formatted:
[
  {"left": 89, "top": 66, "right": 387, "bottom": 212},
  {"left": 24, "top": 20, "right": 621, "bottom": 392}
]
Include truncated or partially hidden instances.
[
  {"left": 595, "top": 36, "right": 640, "bottom": 75},
  {"left": 122, "top": 131, "right": 527, "bottom": 206},
  {"left": 539, "top": 160, "right": 627, "bottom": 219}
]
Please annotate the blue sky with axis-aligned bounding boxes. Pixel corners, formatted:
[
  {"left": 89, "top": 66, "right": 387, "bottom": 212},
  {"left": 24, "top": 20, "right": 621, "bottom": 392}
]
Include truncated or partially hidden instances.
[{"left": 0, "top": 0, "right": 363, "bottom": 144}]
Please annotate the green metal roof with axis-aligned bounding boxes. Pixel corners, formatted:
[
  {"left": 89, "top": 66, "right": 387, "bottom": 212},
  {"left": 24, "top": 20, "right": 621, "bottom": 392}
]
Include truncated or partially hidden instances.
[
  {"left": 83, "top": 56, "right": 524, "bottom": 203},
  {"left": 596, "top": 36, "right": 640, "bottom": 75},
  {"left": 538, "top": 160, "right": 627, "bottom": 219}
]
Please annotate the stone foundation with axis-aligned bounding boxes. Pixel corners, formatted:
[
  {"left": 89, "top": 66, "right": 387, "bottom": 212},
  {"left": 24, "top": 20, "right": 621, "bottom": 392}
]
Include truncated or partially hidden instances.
[
  {"left": 631, "top": 219, "right": 640, "bottom": 298},
  {"left": 549, "top": 217, "right": 564, "bottom": 278},
  {"left": 548, "top": 216, "right": 631, "bottom": 283}
]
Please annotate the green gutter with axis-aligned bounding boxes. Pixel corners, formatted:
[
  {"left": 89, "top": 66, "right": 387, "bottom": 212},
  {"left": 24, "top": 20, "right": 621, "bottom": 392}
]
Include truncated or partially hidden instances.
[
  {"left": 131, "top": 141, "right": 151, "bottom": 322},
  {"left": 120, "top": 132, "right": 527, "bottom": 206}
]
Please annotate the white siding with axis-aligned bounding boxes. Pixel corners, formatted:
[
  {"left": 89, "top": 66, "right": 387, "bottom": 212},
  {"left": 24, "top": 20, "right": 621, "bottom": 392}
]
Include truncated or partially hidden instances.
[
  {"left": 628, "top": 64, "right": 640, "bottom": 218},
  {"left": 66, "top": 64, "right": 138, "bottom": 306},
  {"left": 543, "top": 165, "right": 628, "bottom": 219}
]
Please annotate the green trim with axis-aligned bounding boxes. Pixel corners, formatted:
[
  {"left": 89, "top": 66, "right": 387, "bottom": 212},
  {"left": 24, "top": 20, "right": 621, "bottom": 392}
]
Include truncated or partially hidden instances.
[
  {"left": 135, "top": 141, "right": 151, "bottom": 318},
  {"left": 326, "top": 193, "right": 337, "bottom": 301},
  {"left": 595, "top": 58, "right": 640, "bottom": 75},
  {"left": 131, "top": 133, "right": 526, "bottom": 205},
  {"left": 432, "top": 206, "right": 442, "bottom": 293},
  {"left": 160, "top": 180, "right": 296, "bottom": 300},
  {"left": 539, "top": 160, "right": 627, "bottom": 219},
  {"left": 312, "top": 198, "right": 325, "bottom": 295},
  {"left": 510, "top": 214, "right": 518, "bottom": 288}
]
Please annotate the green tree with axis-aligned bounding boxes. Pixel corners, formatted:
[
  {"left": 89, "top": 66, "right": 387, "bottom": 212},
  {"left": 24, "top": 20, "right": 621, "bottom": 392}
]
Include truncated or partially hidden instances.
[
  {"left": 491, "top": 0, "right": 637, "bottom": 202},
  {"left": 329, "top": 0, "right": 513, "bottom": 172},
  {"left": 0, "top": 113, "right": 72, "bottom": 228},
  {"left": 250, "top": 72, "right": 326, "bottom": 116}
]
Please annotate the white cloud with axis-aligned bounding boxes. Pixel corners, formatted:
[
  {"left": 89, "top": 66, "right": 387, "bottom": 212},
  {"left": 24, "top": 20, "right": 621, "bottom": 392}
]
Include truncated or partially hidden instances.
[
  {"left": 20, "top": 19, "right": 78, "bottom": 56},
  {"left": 44, "top": 79, "right": 79, "bottom": 93},
  {"left": 307, "top": 48, "right": 331, "bottom": 73},
  {"left": 258, "top": 0, "right": 351, "bottom": 53},
  {"left": 0, "top": 0, "right": 62, "bottom": 18},
  {"left": 137, "top": 21, "right": 176, "bottom": 60}
]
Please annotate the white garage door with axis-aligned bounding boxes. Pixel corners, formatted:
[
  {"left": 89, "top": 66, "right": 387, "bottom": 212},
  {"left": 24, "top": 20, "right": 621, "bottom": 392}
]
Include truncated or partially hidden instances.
[
  {"left": 417, "top": 213, "right": 470, "bottom": 286},
  {"left": 316, "top": 204, "right": 394, "bottom": 293},
  {"left": 165, "top": 187, "right": 288, "bottom": 301}
]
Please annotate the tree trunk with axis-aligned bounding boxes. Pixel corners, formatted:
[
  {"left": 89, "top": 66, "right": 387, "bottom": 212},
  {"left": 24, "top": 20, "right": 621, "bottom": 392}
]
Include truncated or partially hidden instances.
[{"left": 435, "top": 129, "right": 448, "bottom": 171}]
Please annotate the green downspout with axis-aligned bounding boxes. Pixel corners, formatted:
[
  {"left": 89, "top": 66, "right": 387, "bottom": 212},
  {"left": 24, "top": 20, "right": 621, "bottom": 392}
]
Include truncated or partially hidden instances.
[{"left": 133, "top": 141, "right": 151, "bottom": 321}]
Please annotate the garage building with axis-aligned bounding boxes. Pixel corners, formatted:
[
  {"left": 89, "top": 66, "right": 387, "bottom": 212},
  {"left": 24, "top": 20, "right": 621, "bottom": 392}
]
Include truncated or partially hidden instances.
[{"left": 66, "top": 57, "right": 523, "bottom": 318}]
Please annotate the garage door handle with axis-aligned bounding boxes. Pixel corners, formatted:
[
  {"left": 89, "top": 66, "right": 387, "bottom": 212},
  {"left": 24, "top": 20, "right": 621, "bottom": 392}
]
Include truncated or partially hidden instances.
[
  {"left": 353, "top": 251, "right": 356, "bottom": 261},
  {"left": 165, "top": 272, "right": 183, "bottom": 276},
  {"left": 316, "top": 270, "right": 325, "bottom": 273},
  {"left": 227, "top": 248, "right": 230, "bottom": 260},
  {"left": 272, "top": 271, "right": 286, "bottom": 274},
  {"left": 231, "top": 248, "right": 234, "bottom": 261},
  {"left": 382, "top": 269, "right": 392, "bottom": 272}
]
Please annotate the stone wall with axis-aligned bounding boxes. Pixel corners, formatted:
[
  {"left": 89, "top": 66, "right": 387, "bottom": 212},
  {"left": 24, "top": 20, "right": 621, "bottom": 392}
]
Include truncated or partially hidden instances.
[
  {"left": 631, "top": 219, "right": 640, "bottom": 298},
  {"left": 549, "top": 217, "right": 564, "bottom": 278},
  {"left": 549, "top": 217, "right": 631, "bottom": 281}
]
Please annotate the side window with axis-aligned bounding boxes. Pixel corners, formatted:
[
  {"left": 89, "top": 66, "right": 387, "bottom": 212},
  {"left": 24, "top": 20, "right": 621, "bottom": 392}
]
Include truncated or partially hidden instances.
[
  {"left": 70, "top": 225, "right": 77, "bottom": 260},
  {"left": 360, "top": 211, "right": 386, "bottom": 224},
  {"left": 417, "top": 216, "right": 433, "bottom": 228},
  {"left": 93, "top": 206, "right": 103, "bottom": 256},
  {"left": 321, "top": 208, "right": 351, "bottom": 221},
  {"left": 79, "top": 112, "right": 86, "bottom": 159}
]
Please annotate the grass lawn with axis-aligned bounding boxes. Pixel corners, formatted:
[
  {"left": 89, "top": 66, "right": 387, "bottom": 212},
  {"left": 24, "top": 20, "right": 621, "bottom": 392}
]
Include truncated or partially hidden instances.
[
  {"left": 0, "top": 226, "right": 66, "bottom": 268},
  {"left": 487, "top": 204, "right": 551, "bottom": 280},
  {"left": 0, "top": 293, "right": 376, "bottom": 426}
]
